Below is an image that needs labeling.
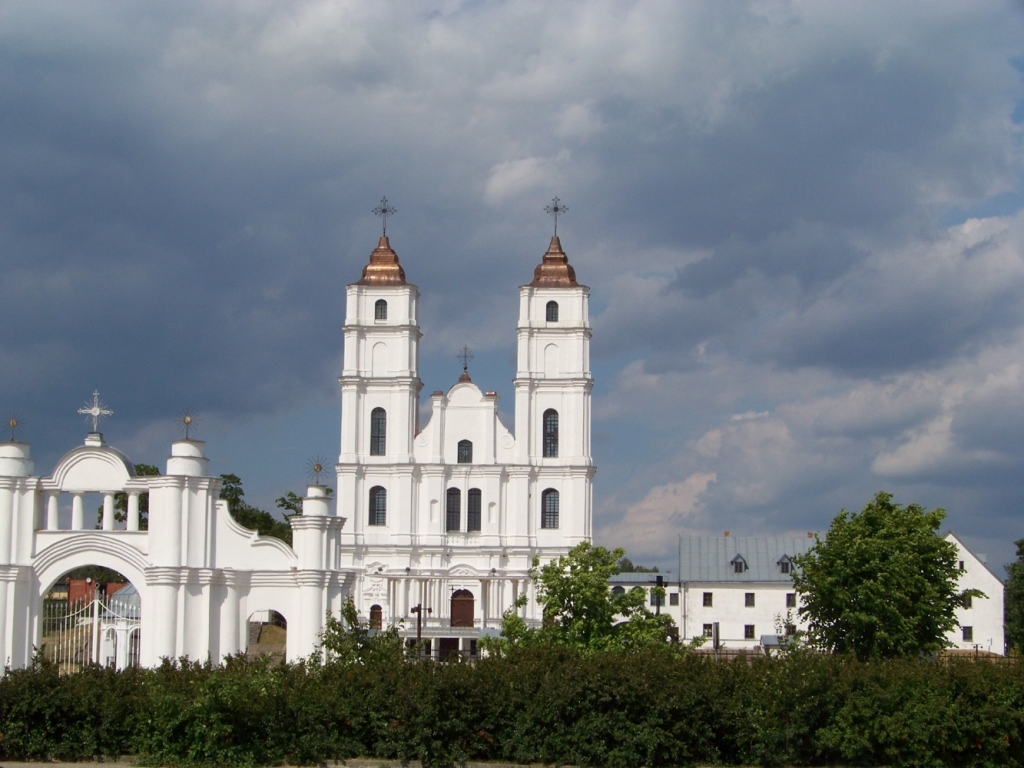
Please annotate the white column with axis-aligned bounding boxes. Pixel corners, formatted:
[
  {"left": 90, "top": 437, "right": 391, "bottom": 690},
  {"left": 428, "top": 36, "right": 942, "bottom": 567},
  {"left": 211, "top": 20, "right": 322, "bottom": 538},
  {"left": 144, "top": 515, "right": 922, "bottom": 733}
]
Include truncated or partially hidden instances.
[
  {"left": 71, "top": 493, "right": 84, "bottom": 530},
  {"left": 0, "top": 490, "right": 13, "bottom": 564},
  {"left": 127, "top": 493, "right": 140, "bottom": 532},
  {"left": 102, "top": 494, "right": 115, "bottom": 531},
  {"left": 46, "top": 492, "right": 59, "bottom": 530},
  {"left": 219, "top": 579, "right": 241, "bottom": 661}
]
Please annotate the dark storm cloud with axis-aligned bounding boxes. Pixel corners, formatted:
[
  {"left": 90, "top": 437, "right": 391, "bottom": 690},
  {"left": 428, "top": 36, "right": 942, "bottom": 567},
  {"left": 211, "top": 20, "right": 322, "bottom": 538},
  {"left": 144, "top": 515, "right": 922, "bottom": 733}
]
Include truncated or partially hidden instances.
[{"left": 2, "top": 1, "right": 1024, "bottom": 564}]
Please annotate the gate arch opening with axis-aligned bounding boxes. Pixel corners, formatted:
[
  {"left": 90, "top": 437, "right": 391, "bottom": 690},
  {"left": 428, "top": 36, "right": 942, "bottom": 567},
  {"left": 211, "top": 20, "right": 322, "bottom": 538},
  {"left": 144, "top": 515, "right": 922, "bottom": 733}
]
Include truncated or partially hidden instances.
[
  {"left": 42, "top": 565, "right": 140, "bottom": 673},
  {"left": 247, "top": 610, "right": 287, "bottom": 662}
]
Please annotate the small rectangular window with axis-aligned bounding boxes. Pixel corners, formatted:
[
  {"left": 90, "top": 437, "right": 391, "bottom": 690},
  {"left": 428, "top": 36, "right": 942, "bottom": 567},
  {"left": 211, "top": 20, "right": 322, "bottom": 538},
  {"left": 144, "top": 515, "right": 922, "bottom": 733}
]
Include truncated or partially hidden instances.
[
  {"left": 703, "top": 623, "right": 714, "bottom": 637},
  {"left": 745, "top": 592, "right": 755, "bottom": 607},
  {"left": 785, "top": 623, "right": 796, "bottom": 636},
  {"left": 780, "top": 561, "right": 791, "bottom": 574},
  {"left": 786, "top": 592, "right": 797, "bottom": 608},
  {"left": 964, "top": 595, "right": 972, "bottom": 609},
  {"left": 669, "top": 592, "right": 679, "bottom": 606},
  {"left": 959, "top": 560, "right": 965, "bottom": 571},
  {"left": 962, "top": 626, "right": 973, "bottom": 642},
  {"left": 703, "top": 592, "right": 713, "bottom": 607},
  {"left": 650, "top": 590, "right": 663, "bottom": 607},
  {"left": 734, "top": 560, "right": 746, "bottom": 574},
  {"left": 744, "top": 624, "right": 755, "bottom": 640}
]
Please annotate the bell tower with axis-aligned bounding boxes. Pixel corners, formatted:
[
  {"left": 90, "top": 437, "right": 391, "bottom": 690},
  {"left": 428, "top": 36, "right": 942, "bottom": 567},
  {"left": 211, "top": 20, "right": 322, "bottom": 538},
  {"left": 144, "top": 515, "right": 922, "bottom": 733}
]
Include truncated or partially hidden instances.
[
  {"left": 338, "top": 232, "right": 422, "bottom": 544},
  {"left": 513, "top": 233, "right": 593, "bottom": 544}
]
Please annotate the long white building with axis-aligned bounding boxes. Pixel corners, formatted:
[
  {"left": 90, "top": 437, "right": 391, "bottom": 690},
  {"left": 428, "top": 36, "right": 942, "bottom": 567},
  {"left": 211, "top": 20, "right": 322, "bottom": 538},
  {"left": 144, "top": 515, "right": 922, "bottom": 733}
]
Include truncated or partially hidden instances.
[{"left": 0, "top": 232, "right": 594, "bottom": 667}]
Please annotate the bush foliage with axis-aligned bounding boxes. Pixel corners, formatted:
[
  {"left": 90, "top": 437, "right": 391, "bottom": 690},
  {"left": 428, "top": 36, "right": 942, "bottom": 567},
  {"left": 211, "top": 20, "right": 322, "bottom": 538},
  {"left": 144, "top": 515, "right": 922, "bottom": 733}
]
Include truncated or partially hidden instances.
[{"left": 1, "top": 647, "right": 1022, "bottom": 768}]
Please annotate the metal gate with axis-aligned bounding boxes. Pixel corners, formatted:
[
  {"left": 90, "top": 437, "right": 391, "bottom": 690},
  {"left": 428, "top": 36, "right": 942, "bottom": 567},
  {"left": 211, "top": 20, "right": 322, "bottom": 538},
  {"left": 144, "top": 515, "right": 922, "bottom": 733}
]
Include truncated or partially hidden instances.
[{"left": 41, "top": 590, "right": 141, "bottom": 674}]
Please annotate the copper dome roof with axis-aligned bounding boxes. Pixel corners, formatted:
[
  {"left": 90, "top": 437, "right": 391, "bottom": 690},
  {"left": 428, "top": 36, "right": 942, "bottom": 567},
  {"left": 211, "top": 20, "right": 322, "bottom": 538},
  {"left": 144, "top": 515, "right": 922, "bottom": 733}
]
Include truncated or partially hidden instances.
[
  {"left": 357, "top": 236, "right": 407, "bottom": 286},
  {"left": 528, "top": 236, "right": 578, "bottom": 288}
]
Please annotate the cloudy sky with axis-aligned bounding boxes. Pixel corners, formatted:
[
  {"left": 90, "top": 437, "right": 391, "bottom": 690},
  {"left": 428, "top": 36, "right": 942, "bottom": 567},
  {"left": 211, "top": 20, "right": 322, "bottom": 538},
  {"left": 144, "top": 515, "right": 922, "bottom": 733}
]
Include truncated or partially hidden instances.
[{"left": 2, "top": 1, "right": 1023, "bottom": 571}]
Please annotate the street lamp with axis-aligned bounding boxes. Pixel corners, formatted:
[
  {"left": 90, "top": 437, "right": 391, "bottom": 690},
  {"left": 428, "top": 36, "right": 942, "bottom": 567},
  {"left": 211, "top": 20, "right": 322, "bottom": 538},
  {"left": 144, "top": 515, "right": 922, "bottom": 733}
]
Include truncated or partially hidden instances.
[{"left": 410, "top": 603, "right": 432, "bottom": 656}]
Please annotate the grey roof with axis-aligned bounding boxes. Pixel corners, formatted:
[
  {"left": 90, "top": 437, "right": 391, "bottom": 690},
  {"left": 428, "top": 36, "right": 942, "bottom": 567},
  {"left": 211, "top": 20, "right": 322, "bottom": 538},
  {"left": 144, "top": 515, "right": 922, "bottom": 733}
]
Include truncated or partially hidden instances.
[
  {"left": 678, "top": 536, "right": 815, "bottom": 582},
  {"left": 609, "top": 571, "right": 676, "bottom": 586}
]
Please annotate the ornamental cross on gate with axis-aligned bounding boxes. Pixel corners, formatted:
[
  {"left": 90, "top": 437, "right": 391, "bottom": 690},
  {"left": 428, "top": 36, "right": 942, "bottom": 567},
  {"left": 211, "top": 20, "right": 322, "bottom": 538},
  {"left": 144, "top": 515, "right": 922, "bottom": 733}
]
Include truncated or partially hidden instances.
[
  {"left": 457, "top": 345, "right": 474, "bottom": 374},
  {"left": 79, "top": 390, "right": 113, "bottom": 432}
]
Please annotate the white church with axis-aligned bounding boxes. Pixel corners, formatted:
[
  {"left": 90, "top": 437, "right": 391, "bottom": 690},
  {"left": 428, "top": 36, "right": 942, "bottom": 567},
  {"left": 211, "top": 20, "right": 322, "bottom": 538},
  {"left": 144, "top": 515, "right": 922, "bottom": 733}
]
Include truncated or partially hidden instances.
[{"left": 0, "top": 231, "right": 594, "bottom": 667}]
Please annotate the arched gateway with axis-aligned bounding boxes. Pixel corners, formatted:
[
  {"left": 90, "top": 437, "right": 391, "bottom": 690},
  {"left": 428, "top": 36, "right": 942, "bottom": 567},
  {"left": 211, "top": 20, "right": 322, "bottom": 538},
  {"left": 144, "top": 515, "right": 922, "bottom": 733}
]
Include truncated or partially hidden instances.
[{"left": 0, "top": 433, "right": 353, "bottom": 669}]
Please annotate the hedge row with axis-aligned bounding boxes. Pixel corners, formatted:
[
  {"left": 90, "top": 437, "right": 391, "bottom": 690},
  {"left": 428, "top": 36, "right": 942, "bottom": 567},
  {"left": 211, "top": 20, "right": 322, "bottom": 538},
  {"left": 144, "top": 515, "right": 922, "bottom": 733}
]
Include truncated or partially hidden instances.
[{"left": 1, "top": 647, "right": 1022, "bottom": 768}]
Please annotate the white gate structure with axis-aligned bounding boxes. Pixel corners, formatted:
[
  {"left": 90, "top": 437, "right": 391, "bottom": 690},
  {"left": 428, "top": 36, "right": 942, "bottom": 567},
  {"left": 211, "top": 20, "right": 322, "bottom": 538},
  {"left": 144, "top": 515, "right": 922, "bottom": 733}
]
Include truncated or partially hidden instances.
[{"left": 41, "top": 589, "right": 141, "bottom": 673}]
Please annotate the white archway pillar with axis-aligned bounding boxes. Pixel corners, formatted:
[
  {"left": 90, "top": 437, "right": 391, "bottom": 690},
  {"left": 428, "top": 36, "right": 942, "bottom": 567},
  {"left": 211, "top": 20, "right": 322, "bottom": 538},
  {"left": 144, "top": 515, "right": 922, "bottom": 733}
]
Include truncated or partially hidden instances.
[
  {"left": 126, "top": 493, "right": 140, "bottom": 531},
  {"left": 102, "top": 494, "right": 115, "bottom": 531},
  {"left": 218, "top": 572, "right": 242, "bottom": 661},
  {"left": 71, "top": 493, "right": 84, "bottom": 530},
  {"left": 46, "top": 492, "right": 59, "bottom": 530},
  {"left": 148, "top": 568, "right": 178, "bottom": 663}
]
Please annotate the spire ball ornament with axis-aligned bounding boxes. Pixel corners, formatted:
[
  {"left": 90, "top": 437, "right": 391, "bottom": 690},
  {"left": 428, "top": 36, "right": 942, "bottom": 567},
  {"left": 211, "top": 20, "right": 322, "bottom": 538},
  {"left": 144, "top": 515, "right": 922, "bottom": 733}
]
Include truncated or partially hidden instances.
[
  {"left": 5, "top": 414, "right": 23, "bottom": 442},
  {"left": 78, "top": 391, "right": 113, "bottom": 433},
  {"left": 177, "top": 410, "right": 199, "bottom": 439},
  {"left": 372, "top": 196, "right": 397, "bottom": 236},
  {"left": 306, "top": 455, "right": 330, "bottom": 485}
]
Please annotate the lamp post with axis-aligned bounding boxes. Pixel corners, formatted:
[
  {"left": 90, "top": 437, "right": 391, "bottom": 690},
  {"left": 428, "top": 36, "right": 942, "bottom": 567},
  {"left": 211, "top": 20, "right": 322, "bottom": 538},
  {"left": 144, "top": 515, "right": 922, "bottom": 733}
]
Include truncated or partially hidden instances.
[{"left": 411, "top": 603, "right": 432, "bottom": 657}]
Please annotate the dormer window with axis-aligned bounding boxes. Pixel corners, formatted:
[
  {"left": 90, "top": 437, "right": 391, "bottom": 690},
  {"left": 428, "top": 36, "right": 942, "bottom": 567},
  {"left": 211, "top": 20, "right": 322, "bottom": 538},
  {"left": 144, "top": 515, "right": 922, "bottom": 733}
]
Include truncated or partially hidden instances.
[
  {"left": 457, "top": 440, "right": 473, "bottom": 464},
  {"left": 546, "top": 301, "right": 559, "bottom": 322},
  {"left": 374, "top": 299, "right": 387, "bottom": 320},
  {"left": 778, "top": 556, "right": 792, "bottom": 575},
  {"left": 732, "top": 555, "right": 747, "bottom": 574}
]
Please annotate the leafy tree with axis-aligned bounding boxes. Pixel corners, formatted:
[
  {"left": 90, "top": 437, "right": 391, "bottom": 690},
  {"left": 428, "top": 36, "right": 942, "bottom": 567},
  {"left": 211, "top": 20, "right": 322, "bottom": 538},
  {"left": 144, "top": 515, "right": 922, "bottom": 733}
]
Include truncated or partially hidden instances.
[
  {"left": 219, "top": 473, "right": 293, "bottom": 546},
  {"left": 316, "top": 597, "right": 404, "bottom": 665},
  {"left": 488, "top": 541, "right": 675, "bottom": 653},
  {"left": 793, "top": 491, "right": 983, "bottom": 660},
  {"left": 94, "top": 463, "right": 160, "bottom": 530},
  {"left": 616, "top": 556, "right": 659, "bottom": 573},
  {"left": 1005, "top": 538, "right": 1024, "bottom": 653}
]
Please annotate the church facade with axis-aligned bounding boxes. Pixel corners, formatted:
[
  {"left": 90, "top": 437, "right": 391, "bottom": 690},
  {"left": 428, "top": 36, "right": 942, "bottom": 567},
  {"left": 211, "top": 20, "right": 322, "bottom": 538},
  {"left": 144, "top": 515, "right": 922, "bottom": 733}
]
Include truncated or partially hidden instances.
[{"left": 0, "top": 233, "right": 593, "bottom": 667}]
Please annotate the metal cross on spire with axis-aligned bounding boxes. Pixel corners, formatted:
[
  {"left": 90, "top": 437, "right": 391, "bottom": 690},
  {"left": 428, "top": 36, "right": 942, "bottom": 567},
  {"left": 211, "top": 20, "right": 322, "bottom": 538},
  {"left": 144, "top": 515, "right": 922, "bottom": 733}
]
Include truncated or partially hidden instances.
[
  {"left": 372, "top": 196, "right": 397, "bottom": 236},
  {"left": 79, "top": 390, "right": 113, "bottom": 432},
  {"left": 457, "top": 345, "right": 474, "bottom": 373},
  {"left": 544, "top": 196, "right": 568, "bottom": 236}
]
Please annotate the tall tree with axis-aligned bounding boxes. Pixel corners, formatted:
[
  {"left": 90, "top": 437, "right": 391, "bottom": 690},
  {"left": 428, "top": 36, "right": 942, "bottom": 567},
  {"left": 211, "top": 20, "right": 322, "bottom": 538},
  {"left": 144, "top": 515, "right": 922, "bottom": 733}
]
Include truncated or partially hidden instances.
[
  {"left": 219, "top": 473, "right": 293, "bottom": 546},
  {"left": 490, "top": 541, "right": 674, "bottom": 652},
  {"left": 793, "top": 491, "right": 982, "bottom": 660},
  {"left": 1005, "top": 538, "right": 1024, "bottom": 654}
]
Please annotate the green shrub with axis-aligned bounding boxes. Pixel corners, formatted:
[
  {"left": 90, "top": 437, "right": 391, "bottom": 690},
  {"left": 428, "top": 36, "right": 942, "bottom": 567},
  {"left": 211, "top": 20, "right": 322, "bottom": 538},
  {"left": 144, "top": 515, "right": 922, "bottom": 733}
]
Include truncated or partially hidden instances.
[{"left": 0, "top": 648, "right": 1021, "bottom": 767}]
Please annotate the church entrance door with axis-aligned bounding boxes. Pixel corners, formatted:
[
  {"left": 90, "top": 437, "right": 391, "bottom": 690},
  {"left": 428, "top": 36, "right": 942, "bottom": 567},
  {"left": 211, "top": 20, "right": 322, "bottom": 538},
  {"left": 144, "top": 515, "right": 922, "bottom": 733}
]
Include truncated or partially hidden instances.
[{"left": 450, "top": 589, "right": 474, "bottom": 628}]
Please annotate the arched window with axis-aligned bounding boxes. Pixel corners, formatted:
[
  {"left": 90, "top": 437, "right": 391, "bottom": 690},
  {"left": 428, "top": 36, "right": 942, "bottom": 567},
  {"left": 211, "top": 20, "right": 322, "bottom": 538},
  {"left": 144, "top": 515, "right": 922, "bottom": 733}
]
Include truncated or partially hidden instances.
[
  {"left": 369, "top": 604, "right": 383, "bottom": 630},
  {"left": 374, "top": 299, "right": 387, "bottom": 320},
  {"left": 543, "top": 409, "right": 559, "bottom": 458},
  {"left": 451, "top": 589, "right": 474, "bottom": 628},
  {"left": 541, "top": 488, "right": 559, "bottom": 529},
  {"left": 446, "top": 488, "right": 461, "bottom": 532},
  {"left": 370, "top": 407, "right": 386, "bottom": 455},
  {"left": 611, "top": 586, "right": 626, "bottom": 597},
  {"left": 369, "top": 486, "right": 387, "bottom": 526},
  {"left": 467, "top": 488, "right": 482, "bottom": 532},
  {"left": 457, "top": 439, "right": 473, "bottom": 464},
  {"left": 546, "top": 300, "right": 559, "bottom": 322}
]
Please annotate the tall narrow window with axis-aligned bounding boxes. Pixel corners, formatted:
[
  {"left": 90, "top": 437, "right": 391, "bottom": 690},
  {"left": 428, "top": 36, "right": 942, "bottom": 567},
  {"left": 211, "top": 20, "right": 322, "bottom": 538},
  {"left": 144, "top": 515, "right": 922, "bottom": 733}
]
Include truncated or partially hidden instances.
[
  {"left": 370, "top": 408, "right": 386, "bottom": 455},
  {"left": 446, "top": 488, "right": 461, "bottom": 532},
  {"left": 543, "top": 409, "right": 559, "bottom": 458},
  {"left": 541, "top": 488, "right": 559, "bottom": 529},
  {"left": 368, "top": 486, "right": 387, "bottom": 526},
  {"left": 369, "top": 605, "right": 383, "bottom": 630},
  {"left": 457, "top": 439, "right": 473, "bottom": 464},
  {"left": 546, "top": 300, "right": 559, "bottom": 322},
  {"left": 467, "top": 488, "right": 482, "bottom": 532},
  {"left": 374, "top": 299, "right": 387, "bottom": 320}
]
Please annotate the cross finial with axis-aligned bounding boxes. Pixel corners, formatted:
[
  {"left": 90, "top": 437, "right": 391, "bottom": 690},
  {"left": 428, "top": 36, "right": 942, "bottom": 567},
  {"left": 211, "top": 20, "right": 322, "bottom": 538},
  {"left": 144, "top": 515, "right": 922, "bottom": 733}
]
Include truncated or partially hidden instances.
[
  {"left": 544, "top": 196, "right": 568, "bottom": 236},
  {"left": 79, "top": 390, "right": 113, "bottom": 433},
  {"left": 456, "top": 345, "right": 474, "bottom": 373},
  {"left": 372, "top": 196, "right": 397, "bottom": 236}
]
